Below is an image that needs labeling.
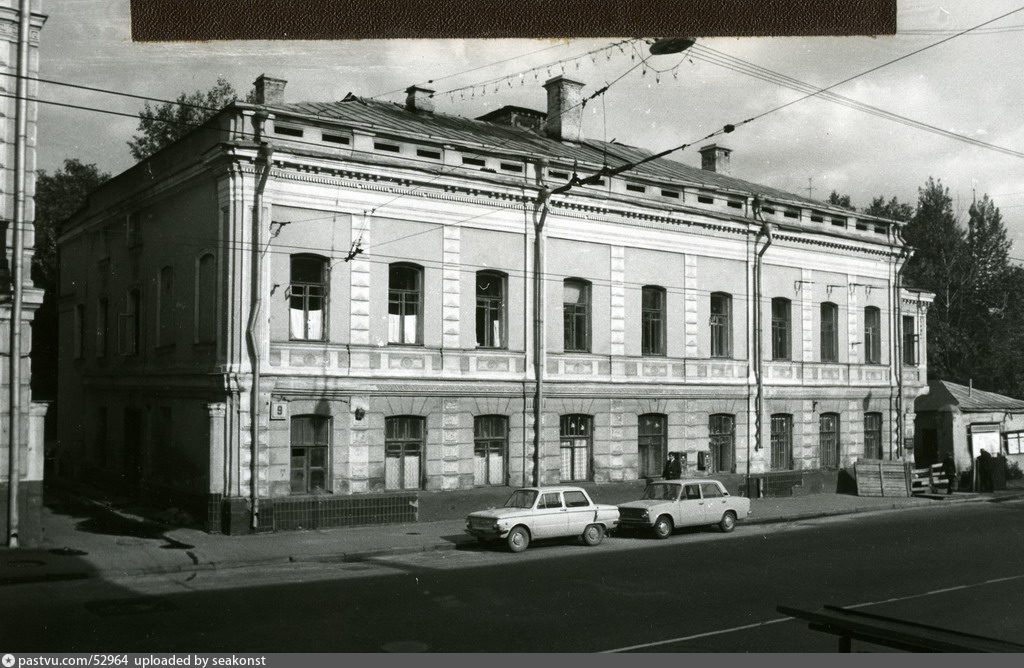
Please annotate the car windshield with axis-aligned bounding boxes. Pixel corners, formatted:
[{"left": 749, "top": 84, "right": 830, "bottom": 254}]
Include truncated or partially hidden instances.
[
  {"left": 642, "top": 483, "right": 680, "bottom": 501},
  {"left": 504, "top": 490, "right": 539, "bottom": 509}
]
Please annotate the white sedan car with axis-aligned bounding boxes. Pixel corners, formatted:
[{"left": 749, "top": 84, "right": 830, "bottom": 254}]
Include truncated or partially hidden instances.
[
  {"left": 465, "top": 486, "right": 620, "bottom": 553},
  {"left": 617, "top": 479, "right": 751, "bottom": 538}
]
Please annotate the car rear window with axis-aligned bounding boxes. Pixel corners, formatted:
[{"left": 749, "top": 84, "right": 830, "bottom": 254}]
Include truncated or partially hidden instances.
[
  {"left": 700, "top": 483, "right": 724, "bottom": 498},
  {"left": 564, "top": 491, "right": 590, "bottom": 507}
]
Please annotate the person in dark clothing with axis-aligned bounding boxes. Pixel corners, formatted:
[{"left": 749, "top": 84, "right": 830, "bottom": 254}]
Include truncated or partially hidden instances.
[
  {"left": 941, "top": 453, "right": 956, "bottom": 495},
  {"left": 978, "top": 449, "right": 994, "bottom": 493},
  {"left": 662, "top": 452, "right": 682, "bottom": 480}
]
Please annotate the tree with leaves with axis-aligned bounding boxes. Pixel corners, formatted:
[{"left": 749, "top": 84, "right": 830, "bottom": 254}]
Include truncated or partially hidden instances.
[
  {"left": 127, "top": 77, "right": 253, "bottom": 161},
  {"left": 827, "top": 190, "right": 854, "bottom": 210},
  {"left": 864, "top": 195, "right": 914, "bottom": 223},
  {"left": 31, "top": 159, "right": 110, "bottom": 399}
]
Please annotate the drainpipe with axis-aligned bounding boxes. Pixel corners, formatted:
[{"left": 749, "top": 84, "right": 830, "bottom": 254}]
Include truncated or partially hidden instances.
[
  {"left": 247, "top": 116, "right": 273, "bottom": 530},
  {"left": 6, "top": 0, "right": 30, "bottom": 549},
  {"left": 532, "top": 188, "right": 551, "bottom": 488},
  {"left": 751, "top": 197, "right": 773, "bottom": 495},
  {"left": 892, "top": 241, "right": 911, "bottom": 460}
]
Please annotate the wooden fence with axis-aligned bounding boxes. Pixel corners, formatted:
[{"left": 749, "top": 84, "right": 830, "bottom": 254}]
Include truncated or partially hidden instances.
[{"left": 854, "top": 458, "right": 910, "bottom": 497}]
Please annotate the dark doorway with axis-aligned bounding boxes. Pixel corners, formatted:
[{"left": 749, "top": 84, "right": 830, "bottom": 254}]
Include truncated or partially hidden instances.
[
  {"left": 917, "top": 428, "right": 938, "bottom": 467},
  {"left": 122, "top": 408, "right": 144, "bottom": 496}
]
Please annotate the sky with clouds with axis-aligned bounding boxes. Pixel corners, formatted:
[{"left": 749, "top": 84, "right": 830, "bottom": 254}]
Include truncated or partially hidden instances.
[{"left": 36, "top": 0, "right": 1024, "bottom": 252}]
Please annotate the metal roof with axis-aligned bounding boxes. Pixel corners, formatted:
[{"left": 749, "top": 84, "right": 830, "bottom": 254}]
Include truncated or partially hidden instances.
[
  {"left": 919, "top": 380, "right": 1024, "bottom": 413},
  {"left": 272, "top": 96, "right": 856, "bottom": 214}
]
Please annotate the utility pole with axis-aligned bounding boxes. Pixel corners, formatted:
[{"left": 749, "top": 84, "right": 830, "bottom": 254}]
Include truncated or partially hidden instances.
[
  {"left": 806, "top": 177, "right": 815, "bottom": 199},
  {"left": 7, "top": 0, "right": 31, "bottom": 549}
]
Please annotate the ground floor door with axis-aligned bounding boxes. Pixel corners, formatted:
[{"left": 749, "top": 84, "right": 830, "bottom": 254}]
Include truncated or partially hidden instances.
[{"left": 917, "top": 428, "right": 938, "bottom": 467}]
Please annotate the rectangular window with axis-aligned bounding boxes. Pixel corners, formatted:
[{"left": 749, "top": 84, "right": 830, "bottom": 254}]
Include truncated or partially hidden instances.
[
  {"left": 119, "top": 289, "right": 140, "bottom": 356},
  {"left": 697, "top": 194, "right": 714, "bottom": 204},
  {"left": 1005, "top": 431, "right": 1024, "bottom": 456},
  {"left": 641, "top": 286, "right": 666, "bottom": 356},
  {"left": 499, "top": 162, "right": 523, "bottom": 173},
  {"left": 864, "top": 412, "right": 883, "bottom": 459},
  {"left": 322, "top": 132, "right": 350, "bottom": 145},
  {"left": 274, "top": 124, "right": 304, "bottom": 137},
  {"left": 559, "top": 415, "right": 592, "bottom": 482},
  {"left": 902, "top": 315, "right": 917, "bottom": 366},
  {"left": 158, "top": 266, "right": 174, "bottom": 347},
  {"left": 563, "top": 279, "right": 591, "bottom": 353},
  {"left": 820, "top": 413, "right": 840, "bottom": 470},
  {"left": 820, "top": 302, "right": 839, "bottom": 362},
  {"left": 710, "top": 414, "right": 736, "bottom": 474},
  {"left": 626, "top": 183, "right": 646, "bottom": 193},
  {"left": 770, "top": 414, "right": 793, "bottom": 471},
  {"left": 196, "top": 254, "right": 217, "bottom": 344},
  {"left": 476, "top": 272, "right": 505, "bottom": 348},
  {"left": 96, "top": 298, "right": 108, "bottom": 358},
  {"left": 289, "top": 255, "right": 327, "bottom": 341},
  {"left": 462, "top": 156, "right": 486, "bottom": 167},
  {"left": 290, "top": 415, "right": 330, "bottom": 494},
  {"left": 388, "top": 264, "right": 422, "bottom": 344},
  {"left": 661, "top": 189, "right": 679, "bottom": 199},
  {"left": 374, "top": 141, "right": 401, "bottom": 153},
  {"left": 416, "top": 148, "right": 441, "bottom": 160},
  {"left": 864, "top": 306, "right": 881, "bottom": 364},
  {"left": 474, "top": 416, "right": 508, "bottom": 486},
  {"left": 710, "top": 292, "right": 732, "bottom": 358},
  {"left": 771, "top": 297, "right": 791, "bottom": 360},
  {"left": 73, "top": 303, "right": 85, "bottom": 359},
  {"left": 385, "top": 416, "right": 424, "bottom": 490},
  {"left": 638, "top": 414, "right": 667, "bottom": 478},
  {"left": 126, "top": 212, "right": 141, "bottom": 247}
]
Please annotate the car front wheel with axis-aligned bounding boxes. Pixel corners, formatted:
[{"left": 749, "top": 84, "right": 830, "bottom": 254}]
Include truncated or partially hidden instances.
[
  {"left": 507, "top": 526, "right": 531, "bottom": 553},
  {"left": 719, "top": 511, "right": 737, "bottom": 533},
  {"left": 582, "top": 524, "right": 605, "bottom": 546},
  {"left": 653, "top": 515, "right": 674, "bottom": 539}
]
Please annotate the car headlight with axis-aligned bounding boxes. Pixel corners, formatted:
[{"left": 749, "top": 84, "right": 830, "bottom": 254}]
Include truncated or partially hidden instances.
[{"left": 641, "top": 510, "right": 649, "bottom": 519}]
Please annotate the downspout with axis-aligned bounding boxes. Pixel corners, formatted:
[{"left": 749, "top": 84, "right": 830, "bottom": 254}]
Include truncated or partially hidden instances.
[
  {"left": 532, "top": 187, "right": 551, "bottom": 487},
  {"left": 892, "top": 236, "right": 911, "bottom": 460},
  {"left": 6, "top": 0, "right": 30, "bottom": 548},
  {"left": 751, "top": 197, "right": 773, "bottom": 494},
  {"left": 247, "top": 115, "right": 273, "bottom": 530}
]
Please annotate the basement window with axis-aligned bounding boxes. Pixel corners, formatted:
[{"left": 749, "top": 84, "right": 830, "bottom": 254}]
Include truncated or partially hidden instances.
[
  {"left": 783, "top": 209, "right": 799, "bottom": 219},
  {"left": 500, "top": 162, "right": 524, "bottom": 173},
  {"left": 462, "top": 156, "right": 486, "bottom": 167},
  {"left": 416, "top": 148, "right": 441, "bottom": 160},
  {"left": 321, "top": 132, "right": 350, "bottom": 145},
  {"left": 374, "top": 142, "right": 401, "bottom": 153},
  {"left": 626, "top": 183, "right": 646, "bottom": 193},
  {"left": 697, "top": 194, "right": 714, "bottom": 205},
  {"left": 274, "top": 124, "right": 304, "bottom": 138},
  {"left": 727, "top": 200, "right": 743, "bottom": 209},
  {"left": 661, "top": 189, "right": 680, "bottom": 199}
]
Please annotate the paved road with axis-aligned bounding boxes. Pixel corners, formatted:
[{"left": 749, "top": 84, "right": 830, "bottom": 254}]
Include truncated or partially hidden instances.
[{"left": 3, "top": 499, "right": 1023, "bottom": 652}]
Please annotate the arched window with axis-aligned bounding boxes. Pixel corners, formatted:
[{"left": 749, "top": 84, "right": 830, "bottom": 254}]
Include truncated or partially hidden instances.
[
  {"left": 388, "top": 263, "right": 423, "bottom": 344},
  {"left": 638, "top": 413, "right": 667, "bottom": 477},
  {"left": 385, "top": 415, "right": 425, "bottom": 489},
  {"left": 771, "top": 297, "right": 791, "bottom": 360},
  {"left": 710, "top": 292, "right": 732, "bottom": 358},
  {"left": 476, "top": 271, "right": 506, "bottom": 348},
  {"left": 820, "top": 412, "right": 840, "bottom": 470},
  {"left": 195, "top": 253, "right": 217, "bottom": 344},
  {"left": 563, "top": 279, "right": 591, "bottom": 352},
  {"left": 290, "top": 414, "right": 330, "bottom": 494},
  {"left": 864, "top": 306, "right": 881, "bottom": 364},
  {"left": 559, "top": 414, "right": 592, "bottom": 481},
  {"left": 641, "top": 286, "right": 666, "bottom": 356},
  {"left": 709, "top": 414, "right": 736, "bottom": 473},
  {"left": 770, "top": 413, "right": 793, "bottom": 471},
  {"left": 473, "top": 415, "right": 508, "bottom": 485},
  {"left": 820, "top": 302, "right": 839, "bottom": 362},
  {"left": 289, "top": 254, "right": 328, "bottom": 341}
]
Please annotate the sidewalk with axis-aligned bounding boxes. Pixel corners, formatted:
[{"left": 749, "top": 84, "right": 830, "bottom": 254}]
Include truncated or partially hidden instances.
[{"left": 3, "top": 482, "right": 1023, "bottom": 585}]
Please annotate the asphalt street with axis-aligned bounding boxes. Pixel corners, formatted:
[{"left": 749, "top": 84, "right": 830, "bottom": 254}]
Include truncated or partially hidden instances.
[{"left": 3, "top": 499, "right": 1023, "bottom": 652}]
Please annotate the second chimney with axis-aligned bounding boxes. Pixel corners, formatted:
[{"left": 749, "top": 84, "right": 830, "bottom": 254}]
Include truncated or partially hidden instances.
[
  {"left": 699, "top": 144, "right": 732, "bottom": 175},
  {"left": 253, "top": 74, "right": 287, "bottom": 105},
  {"left": 543, "top": 76, "right": 584, "bottom": 142},
  {"left": 406, "top": 86, "right": 435, "bottom": 113}
]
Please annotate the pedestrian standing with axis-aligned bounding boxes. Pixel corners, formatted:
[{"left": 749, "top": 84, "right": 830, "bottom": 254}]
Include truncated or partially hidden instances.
[
  {"left": 941, "top": 453, "right": 956, "bottom": 496},
  {"left": 662, "top": 452, "right": 682, "bottom": 480}
]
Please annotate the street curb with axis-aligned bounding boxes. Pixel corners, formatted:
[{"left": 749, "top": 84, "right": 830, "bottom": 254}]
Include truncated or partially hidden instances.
[{"left": 8, "top": 492, "right": 1020, "bottom": 583}]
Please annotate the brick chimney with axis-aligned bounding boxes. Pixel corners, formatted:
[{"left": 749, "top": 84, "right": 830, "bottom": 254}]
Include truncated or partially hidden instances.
[
  {"left": 405, "top": 85, "right": 435, "bottom": 113},
  {"left": 699, "top": 144, "right": 732, "bottom": 175},
  {"left": 543, "top": 76, "right": 584, "bottom": 142},
  {"left": 253, "top": 75, "right": 287, "bottom": 105}
]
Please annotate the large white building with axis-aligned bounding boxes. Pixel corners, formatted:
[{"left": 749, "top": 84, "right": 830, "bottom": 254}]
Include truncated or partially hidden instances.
[{"left": 57, "top": 73, "right": 932, "bottom": 533}]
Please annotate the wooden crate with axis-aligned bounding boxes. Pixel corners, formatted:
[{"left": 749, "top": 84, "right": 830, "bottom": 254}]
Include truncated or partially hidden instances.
[{"left": 855, "top": 458, "right": 911, "bottom": 497}]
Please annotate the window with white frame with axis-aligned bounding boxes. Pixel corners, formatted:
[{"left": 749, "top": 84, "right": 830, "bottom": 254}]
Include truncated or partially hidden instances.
[
  {"left": 385, "top": 416, "right": 424, "bottom": 490},
  {"left": 475, "top": 271, "right": 506, "bottom": 348},
  {"left": 1005, "top": 431, "right": 1023, "bottom": 455},
  {"left": 289, "top": 254, "right": 328, "bottom": 341},
  {"left": 388, "top": 263, "right": 423, "bottom": 345}
]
